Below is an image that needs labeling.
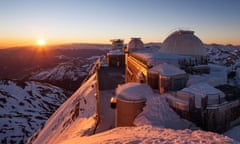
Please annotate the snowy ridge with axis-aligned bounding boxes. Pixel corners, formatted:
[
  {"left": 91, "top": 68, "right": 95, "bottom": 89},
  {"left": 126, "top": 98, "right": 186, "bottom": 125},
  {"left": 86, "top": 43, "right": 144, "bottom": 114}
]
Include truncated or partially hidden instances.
[
  {"left": 30, "top": 56, "right": 99, "bottom": 81},
  {"left": 0, "top": 79, "right": 67, "bottom": 144},
  {"left": 28, "top": 73, "right": 98, "bottom": 144},
  {"left": 206, "top": 44, "right": 240, "bottom": 66}
]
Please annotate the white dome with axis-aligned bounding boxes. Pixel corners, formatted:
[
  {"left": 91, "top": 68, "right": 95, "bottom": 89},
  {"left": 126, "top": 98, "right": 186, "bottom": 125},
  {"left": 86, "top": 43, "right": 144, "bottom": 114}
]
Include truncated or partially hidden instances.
[
  {"left": 127, "top": 38, "right": 144, "bottom": 50},
  {"left": 116, "top": 83, "right": 152, "bottom": 101},
  {"left": 160, "top": 30, "right": 206, "bottom": 56}
]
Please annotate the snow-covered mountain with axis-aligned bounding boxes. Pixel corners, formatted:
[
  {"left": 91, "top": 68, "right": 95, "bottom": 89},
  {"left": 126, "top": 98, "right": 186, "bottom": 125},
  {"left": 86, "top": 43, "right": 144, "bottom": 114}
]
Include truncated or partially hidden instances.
[
  {"left": 0, "top": 79, "right": 67, "bottom": 144},
  {"left": 30, "top": 56, "right": 99, "bottom": 81},
  {"left": 0, "top": 46, "right": 106, "bottom": 80},
  {"left": 206, "top": 44, "right": 240, "bottom": 66},
  {"left": 28, "top": 56, "right": 100, "bottom": 91},
  {"left": 27, "top": 73, "right": 98, "bottom": 144}
]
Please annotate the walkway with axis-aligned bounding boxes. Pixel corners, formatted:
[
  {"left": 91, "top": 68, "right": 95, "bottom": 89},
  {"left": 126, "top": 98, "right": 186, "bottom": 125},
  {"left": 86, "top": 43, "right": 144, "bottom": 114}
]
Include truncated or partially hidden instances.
[
  {"left": 95, "top": 90, "right": 115, "bottom": 133},
  {"left": 96, "top": 66, "right": 125, "bottom": 133}
]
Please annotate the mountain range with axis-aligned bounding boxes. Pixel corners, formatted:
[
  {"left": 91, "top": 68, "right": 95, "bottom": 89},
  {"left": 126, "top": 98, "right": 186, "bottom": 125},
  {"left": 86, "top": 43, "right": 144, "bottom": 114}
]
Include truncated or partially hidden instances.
[{"left": 0, "top": 43, "right": 240, "bottom": 143}]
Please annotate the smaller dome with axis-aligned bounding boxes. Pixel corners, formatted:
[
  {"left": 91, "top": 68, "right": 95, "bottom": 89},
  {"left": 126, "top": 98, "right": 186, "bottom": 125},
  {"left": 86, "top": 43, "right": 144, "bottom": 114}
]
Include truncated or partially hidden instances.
[{"left": 127, "top": 38, "right": 144, "bottom": 50}]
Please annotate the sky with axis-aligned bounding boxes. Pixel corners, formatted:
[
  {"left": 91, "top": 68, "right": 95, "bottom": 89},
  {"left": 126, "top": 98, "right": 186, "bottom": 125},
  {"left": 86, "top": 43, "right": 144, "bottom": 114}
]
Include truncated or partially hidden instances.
[{"left": 0, "top": 0, "right": 240, "bottom": 48}]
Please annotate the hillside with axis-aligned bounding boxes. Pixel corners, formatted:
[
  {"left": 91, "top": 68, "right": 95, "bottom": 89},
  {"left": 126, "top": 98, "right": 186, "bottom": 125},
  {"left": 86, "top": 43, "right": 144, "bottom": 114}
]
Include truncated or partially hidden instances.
[{"left": 0, "top": 79, "right": 67, "bottom": 144}]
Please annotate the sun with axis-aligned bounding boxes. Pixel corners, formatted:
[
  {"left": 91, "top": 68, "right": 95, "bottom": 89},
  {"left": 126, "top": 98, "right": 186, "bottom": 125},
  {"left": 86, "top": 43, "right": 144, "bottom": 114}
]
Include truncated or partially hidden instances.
[{"left": 37, "top": 38, "right": 46, "bottom": 46}]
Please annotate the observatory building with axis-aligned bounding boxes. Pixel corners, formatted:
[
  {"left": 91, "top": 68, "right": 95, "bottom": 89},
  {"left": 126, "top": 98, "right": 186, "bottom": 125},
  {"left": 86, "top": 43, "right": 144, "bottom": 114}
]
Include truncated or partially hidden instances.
[
  {"left": 107, "top": 39, "right": 125, "bottom": 67},
  {"left": 127, "top": 37, "right": 144, "bottom": 51},
  {"left": 122, "top": 30, "right": 240, "bottom": 132},
  {"left": 125, "top": 31, "right": 209, "bottom": 93},
  {"left": 104, "top": 30, "right": 240, "bottom": 132}
]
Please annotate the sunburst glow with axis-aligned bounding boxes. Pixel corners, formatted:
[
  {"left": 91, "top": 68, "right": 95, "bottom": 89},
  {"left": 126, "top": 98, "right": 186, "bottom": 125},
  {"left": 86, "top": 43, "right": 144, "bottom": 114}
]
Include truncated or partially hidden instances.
[{"left": 37, "top": 39, "right": 46, "bottom": 46}]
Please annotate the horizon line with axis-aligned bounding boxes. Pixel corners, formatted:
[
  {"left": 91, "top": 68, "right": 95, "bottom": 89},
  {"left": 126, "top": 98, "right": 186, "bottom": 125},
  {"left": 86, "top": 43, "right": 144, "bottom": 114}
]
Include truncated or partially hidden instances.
[{"left": 0, "top": 41, "right": 239, "bottom": 49}]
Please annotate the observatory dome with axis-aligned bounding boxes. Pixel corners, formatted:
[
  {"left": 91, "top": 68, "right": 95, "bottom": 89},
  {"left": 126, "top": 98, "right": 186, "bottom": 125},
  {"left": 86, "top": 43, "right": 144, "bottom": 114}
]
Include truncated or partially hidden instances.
[
  {"left": 160, "top": 30, "right": 206, "bottom": 56},
  {"left": 127, "top": 38, "right": 144, "bottom": 50}
]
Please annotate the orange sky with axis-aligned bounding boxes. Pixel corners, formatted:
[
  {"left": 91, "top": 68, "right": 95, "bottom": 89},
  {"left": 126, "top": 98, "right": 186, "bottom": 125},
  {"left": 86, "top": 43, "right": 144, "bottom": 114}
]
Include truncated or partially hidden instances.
[{"left": 0, "top": 0, "right": 240, "bottom": 48}]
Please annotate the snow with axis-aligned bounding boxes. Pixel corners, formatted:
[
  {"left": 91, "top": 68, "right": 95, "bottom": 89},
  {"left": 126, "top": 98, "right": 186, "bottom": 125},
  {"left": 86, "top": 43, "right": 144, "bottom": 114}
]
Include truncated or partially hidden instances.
[
  {"left": 107, "top": 49, "right": 124, "bottom": 55},
  {"left": 224, "top": 125, "right": 240, "bottom": 142},
  {"left": 30, "top": 56, "right": 99, "bottom": 81},
  {"left": 0, "top": 80, "right": 67, "bottom": 143},
  {"left": 70, "top": 126, "right": 237, "bottom": 144},
  {"left": 149, "top": 63, "right": 186, "bottom": 76},
  {"left": 87, "top": 55, "right": 100, "bottom": 60},
  {"left": 29, "top": 80, "right": 240, "bottom": 143},
  {"left": 55, "top": 55, "right": 72, "bottom": 60},
  {"left": 31, "top": 61, "right": 87, "bottom": 81},
  {"left": 134, "top": 94, "right": 196, "bottom": 129},
  {"left": 116, "top": 83, "right": 152, "bottom": 101},
  {"left": 182, "top": 83, "right": 225, "bottom": 108},
  {"left": 130, "top": 48, "right": 181, "bottom": 67},
  {"left": 28, "top": 73, "right": 98, "bottom": 144},
  {"left": 206, "top": 44, "right": 240, "bottom": 66},
  {"left": 187, "top": 64, "right": 228, "bottom": 87}
]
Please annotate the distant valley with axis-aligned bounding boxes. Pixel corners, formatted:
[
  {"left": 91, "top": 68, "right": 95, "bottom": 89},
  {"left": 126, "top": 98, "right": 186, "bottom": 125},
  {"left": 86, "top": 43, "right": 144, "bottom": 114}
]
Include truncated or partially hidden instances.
[
  {"left": 0, "top": 43, "right": 240, "bottom": 143},
  {"left": 0, "top": 44, "right": 107, "bottom": 91}
]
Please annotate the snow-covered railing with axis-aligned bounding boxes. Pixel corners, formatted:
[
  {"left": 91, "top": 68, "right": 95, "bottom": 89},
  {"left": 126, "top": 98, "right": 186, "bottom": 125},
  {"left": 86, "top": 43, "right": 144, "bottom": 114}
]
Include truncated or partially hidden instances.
[
  {"left": 205, "top": 100, "right": 240, "bottom": 132},
  {"left": 82, "top": 56, "right": 102, "bottom": 84},
  {"left": 165, "top": 91, "right": 195, "bottom": 112}
]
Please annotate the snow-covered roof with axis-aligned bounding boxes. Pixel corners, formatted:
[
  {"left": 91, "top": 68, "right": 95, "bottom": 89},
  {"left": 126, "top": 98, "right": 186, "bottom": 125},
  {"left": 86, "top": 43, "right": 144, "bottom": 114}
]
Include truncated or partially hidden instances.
[
  {"left": 116, "top": 83, "right": 152, "bottom": 101},
  {"left": 182, "top": 83, "right": 225, "bottom": 108},
  {"left": 149, "top": 63, "right": 186, "bottom": 76},
  {"left": 160, "top": 30, "right": 206, "bottom": 56},
  {"left": 187, "top": 64, "right": 228, "bottom": 87},
  {"left": 127, "top": 38, "right": 144, "bottom": 50},
  {"left": 129, "top": 47, "right": 182, "bottom": 67}
]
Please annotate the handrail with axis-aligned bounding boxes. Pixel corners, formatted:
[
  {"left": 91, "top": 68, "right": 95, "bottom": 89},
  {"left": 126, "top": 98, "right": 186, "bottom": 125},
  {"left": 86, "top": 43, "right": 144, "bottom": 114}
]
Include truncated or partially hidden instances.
[{"left": 81, "top": 56, "right": 102, "bottom": 84}]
